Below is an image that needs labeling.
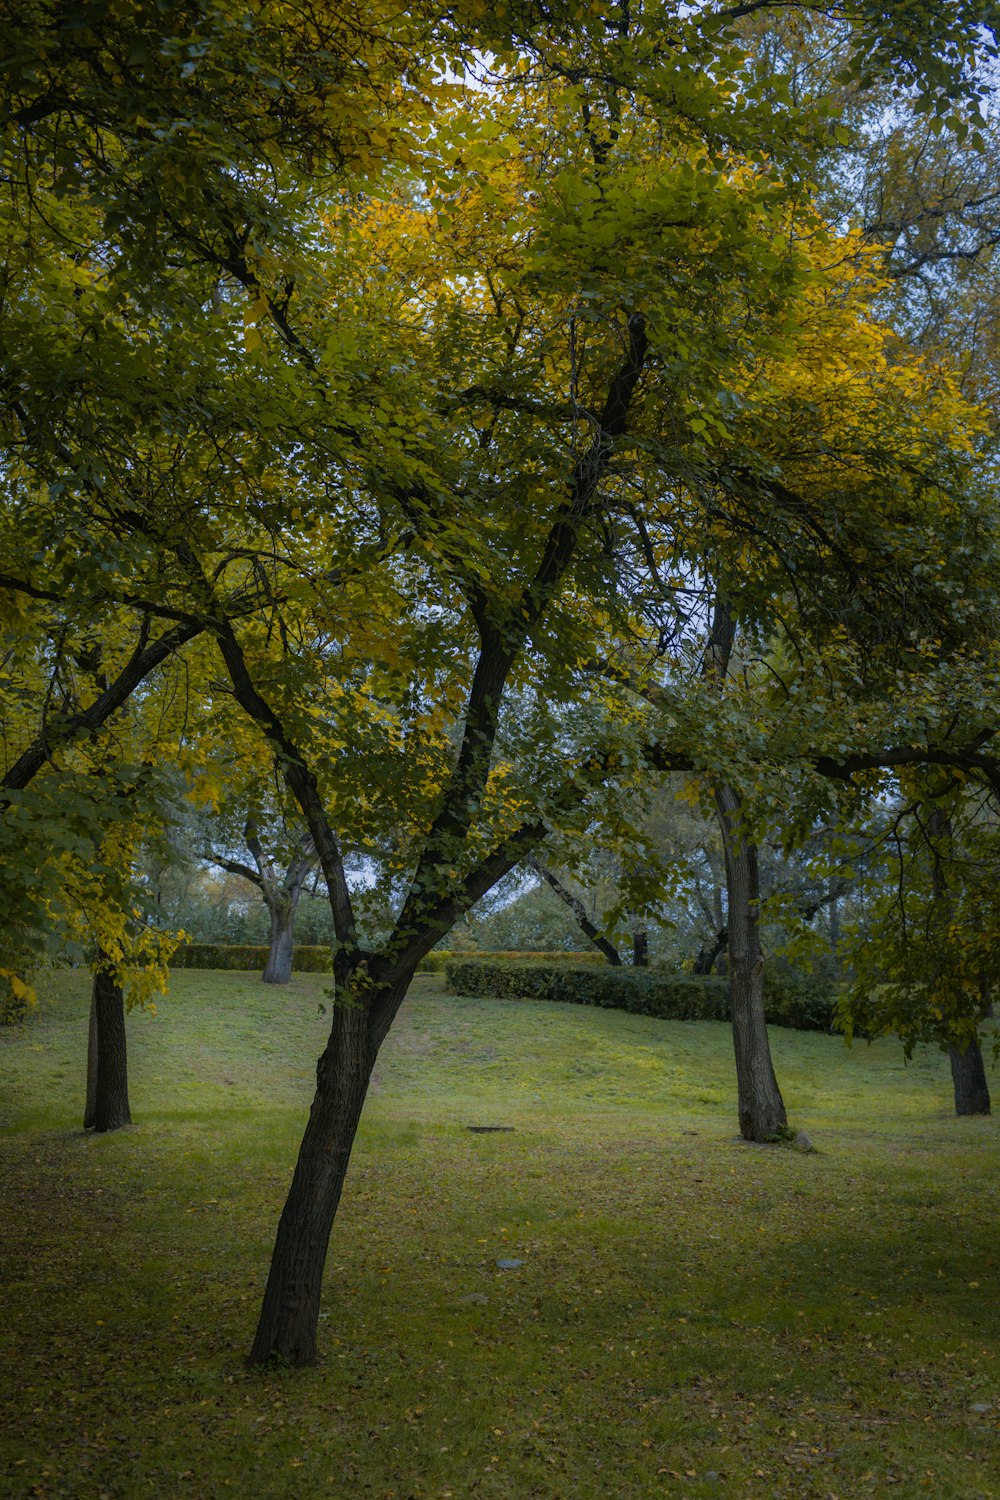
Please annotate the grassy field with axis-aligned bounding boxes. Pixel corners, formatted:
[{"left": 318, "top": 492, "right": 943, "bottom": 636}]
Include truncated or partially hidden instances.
[{"left": 1, "top": 971, "right": 998, "bottom": 1500}]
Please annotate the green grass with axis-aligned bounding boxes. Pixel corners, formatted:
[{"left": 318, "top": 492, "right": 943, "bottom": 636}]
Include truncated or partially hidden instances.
[{"left": 2, "top": 972, "right": 999, "bottom": 1500}]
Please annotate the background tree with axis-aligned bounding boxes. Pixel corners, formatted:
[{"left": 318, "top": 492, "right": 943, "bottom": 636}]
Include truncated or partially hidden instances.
[
  {"left": 842, "top": 782, "right": 998, "bottom": 1115},
  {"left": 202, "top": 810, "right": 320, "bottom": 984}
]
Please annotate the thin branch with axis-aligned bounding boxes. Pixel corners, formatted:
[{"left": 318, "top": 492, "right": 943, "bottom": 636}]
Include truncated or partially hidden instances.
[
  {"left": 2, "top": 617, "right": 203, "bottom": 798},
  {"left": 201, "top": 852, "right": 264, "bottom": 891},
  {"left": 528, "top": 855, "right": 624, "bottom": 965}
]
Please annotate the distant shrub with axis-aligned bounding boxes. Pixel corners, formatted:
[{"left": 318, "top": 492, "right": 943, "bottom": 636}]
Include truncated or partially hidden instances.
[
  {"left": 1, "top": 973, "right": 33, "bottom": 1025},
  {"left": 444, "top": 958, "right": 836, "bottom": 1031},
  {"left": 170, "top": 943, "right": 332, "bottom": 973}
]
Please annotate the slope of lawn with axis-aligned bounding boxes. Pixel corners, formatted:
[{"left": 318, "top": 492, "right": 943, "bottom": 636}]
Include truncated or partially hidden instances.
[{"left": 1, "top": 969, "right": 998, "bottom": 1500}]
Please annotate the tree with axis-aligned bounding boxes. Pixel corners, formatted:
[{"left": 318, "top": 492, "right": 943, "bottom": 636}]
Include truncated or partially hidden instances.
[
  {"left": 4, "top": 0, "right": 1000, "bottom": 1371},
  {"left": 0, "top": 587, "right": 188, "bottom": 1127},
  {"left": 579, "top": 195, "right": 1000, "bottom": 1132},
  {"left": 204, "top": 817, "right": 319, "bottom": 983},
  {"left": 219, "top": 59, "right": 1000, "bottom": 1355},
  {"left": 152, "top": 55, "right": 855, "bottom": 1360},
  {"left": 525, "top": 822, "right": 671, "bottom": 968},
  {"left": 706, "top": 598, "right": 788, "bottom": 1143},
  {"left": 84, "top": 956, "right": 132, "bottom": 1133},
  {"left": 842, "top": 786, "right": 997, "bottom": 1116}
]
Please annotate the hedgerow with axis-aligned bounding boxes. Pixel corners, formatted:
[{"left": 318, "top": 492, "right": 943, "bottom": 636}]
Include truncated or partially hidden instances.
[{"left": 444, "top": 958, "right": 835, "bottom": 1030}]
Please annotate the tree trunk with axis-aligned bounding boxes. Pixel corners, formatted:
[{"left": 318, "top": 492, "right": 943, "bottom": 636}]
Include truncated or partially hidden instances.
[
  {"left": 926, "top": 809, "right": 990, "bottom": 1118},
  {"left": 631, "top": 928, "right": 649, "bottom": 967},
  {"left": 693, "top": 928, "right": 727, "bottom": 975},
  {"left": 715, "top": 784, "right": 787, "bottom": 1143},
  {"left": 948, "top": 1039, "right": 991, "bottom": 1116},
  {"left": 262, "top": 897, "right": 295, "bottom": 984},
  {"left": 88, "top": 966, "right": 132, "bottom": 1133},
  {"left": 248, "top": 979, "right": 407, "bottom": 1366}
]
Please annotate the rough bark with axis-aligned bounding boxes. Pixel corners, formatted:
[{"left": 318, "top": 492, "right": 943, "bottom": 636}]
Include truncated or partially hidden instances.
[
  {"left": 631, "top": 928, "right": 649, "bottom": 968},
  {"left": 713, "top": 881, "right": 725, "bottom": 940},
  {"left": 699, "top": 598, "right": 785, "bottom": 1141},
  {"left": 88, "top": 966, "right": 132, "bottom": 1133},
  {"left": 948, "top": 1039, "right": 991, "bottom": 1116},
  {"left": 715, "top": 783, "right": 788, "bottom": 1143},
  {"left": 248, "top": 979, "right": 407, "bottom": 1366}
]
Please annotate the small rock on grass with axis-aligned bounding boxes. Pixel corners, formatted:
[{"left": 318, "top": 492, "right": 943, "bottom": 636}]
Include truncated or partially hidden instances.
[{"left": 496, "top": 1258, "right": 524, "bottom": 1270}]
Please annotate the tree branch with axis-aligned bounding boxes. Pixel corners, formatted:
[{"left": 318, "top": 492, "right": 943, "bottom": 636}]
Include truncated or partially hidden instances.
[
  {"left": 173, "top": 545, "right": 359, "bottom": 965},
  {"left": 2, "top": 617, "right": 203, "bottom": 798},
  {"left": 528, "top": 855, "right": 623, "bottom": 965},
  {"left": 201, "top": 852, "right": 264, "bottom": 891}
]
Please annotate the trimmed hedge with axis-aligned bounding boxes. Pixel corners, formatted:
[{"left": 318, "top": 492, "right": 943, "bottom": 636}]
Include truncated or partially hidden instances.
[
  {"left": 763, "top": 967, "right": 837, "bottom": 1032},
  {"left": 445, "top": 959, "right": 729, "bottom": 1021},
  {"left": 444, "top": 958, "right": 835, "bottom": 1031},
  {"left": 416, "top": 948, "right": 607, "bottom": 975},
  {"left": 170, "top": 943, "right": 332, "bottom": 972},
  {"left": 172, "top": 945, "right": 611, "bottom": 977},
  {"left": 416, "top": 949, "right": 462, "bottom": 976}
]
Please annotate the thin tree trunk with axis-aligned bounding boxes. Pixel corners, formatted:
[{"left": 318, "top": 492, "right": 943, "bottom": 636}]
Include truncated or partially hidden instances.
[
  {"left": 262, "top": 898, "right": 295, "bottom": 984},
  {"left": 948, "top": 1040, "right": 991, "bottom": 1116},
  {"left": 89, "top": 966, "right": 131, "bottom": 1133},
  {"left": 927, "top": 809, "right": 990, "bottom": 1118},
  {"left": 248, "top": 979, "right": 407, "bottom": 1367},
  {"left": 527, "top": 857, "right": 623, "bottom": 965},
  {"left": 206, "top": 832, "right": 314, "bottom": 986},
  {"left": 715, "top": 783, "right": 787, "bottom": 1143}
]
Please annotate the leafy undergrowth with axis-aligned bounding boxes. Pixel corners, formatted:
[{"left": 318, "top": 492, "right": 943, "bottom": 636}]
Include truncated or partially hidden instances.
[{"left": 1, "top": 972, "right": 998, "bottom": 1500}]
